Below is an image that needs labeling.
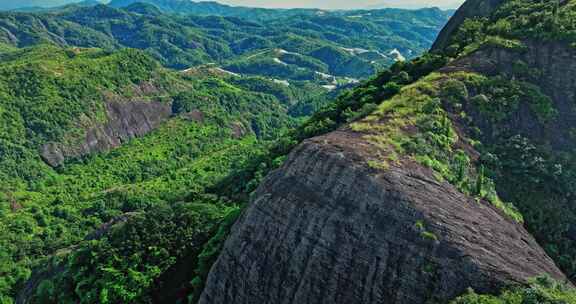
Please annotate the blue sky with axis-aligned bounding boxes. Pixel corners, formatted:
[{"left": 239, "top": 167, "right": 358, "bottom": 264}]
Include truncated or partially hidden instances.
[{"left": 207, "top": 0, "right": 465, "bottom": 9}]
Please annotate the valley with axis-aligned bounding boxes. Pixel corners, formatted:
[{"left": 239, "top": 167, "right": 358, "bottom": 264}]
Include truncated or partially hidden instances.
[
  {"left": 0, "top": 1, "right": 453, "bottom": 303},
  {"left": 3, "top": 0, "right": 576, "bottom": 303}
]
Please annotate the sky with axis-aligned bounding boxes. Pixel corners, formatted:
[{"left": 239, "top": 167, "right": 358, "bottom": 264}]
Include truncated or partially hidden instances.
[{"left": 207, "top": 0, "right": 466, "bottom": 9}]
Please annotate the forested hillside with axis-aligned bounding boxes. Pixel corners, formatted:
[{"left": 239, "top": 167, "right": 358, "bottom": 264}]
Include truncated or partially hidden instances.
[
  {"left": 0, "top": 2, "right": 451, "bottom": 120},
  {"left": 0, "top": 44, "right": 301, "bottom": 303},
  {"left": 0, "top": 3, "right": 451, "bottom": 77},
  {"left": 0, "top": 1, "right": 455, "bottom": 303},
  {"left": 107, "top": 0, "right": 322, "bottom": 20},
  {"left": 190, "top": 0, "right": 576, "bottom": 303}
]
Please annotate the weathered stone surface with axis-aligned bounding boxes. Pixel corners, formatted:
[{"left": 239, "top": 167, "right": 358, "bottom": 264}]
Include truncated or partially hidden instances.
[
  {"left": 442, "top": 40, "right": 576, "bottom": 151},
  {"left": 40, "top": 143, "right": 66, "bottom": 168},
  {"left": 231, "top": 122, "right": 248, "bottom": 139},
  {"left": 200, "top": 130, "right": 567, "bottom": 304},
  {"left": 183, "top": 110, "right": 205, "bottom": 123},
  {"left": 431, "top": 0, "right": 505, "bottom": 52},
  {"left": 40, "top": 100, "right": 171, "bottom": 166},
  {"left": 433, "top": 0, "right": 570, "bottom": 53}
]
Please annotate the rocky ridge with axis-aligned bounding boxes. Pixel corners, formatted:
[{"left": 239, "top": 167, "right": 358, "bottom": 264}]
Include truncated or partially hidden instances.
[
  {"left": 199, "top": 127, "right": 567, "bottom": 304},
  {"left": 198, "top": 0, "right": 575, "bottom": 303},
  {"left": 441, "top": 39, "right": 576, "bottom": 151},
  {"left": 431, "top": 0, "right": 505, "bottom": 52}
]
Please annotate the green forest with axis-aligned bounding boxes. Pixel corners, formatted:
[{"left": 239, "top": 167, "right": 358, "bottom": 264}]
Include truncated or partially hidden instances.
[
  {"left": 0, "top": 2, "right": 454, "bottom": 302},
  {"left": 3, "top": 0, "right": 576, "bottom": 303},
  {"left": 0, "top": 44, "right": 292, "bottom": 303}
]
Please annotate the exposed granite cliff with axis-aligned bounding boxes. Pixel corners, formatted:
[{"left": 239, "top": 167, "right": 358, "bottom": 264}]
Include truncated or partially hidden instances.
[
  {"left": 432, "top": 0, "right": 570, "bottom": 53},
  {"left": 442, "top": 40, "right": 576, "bottom": 151},
  {"left": 198, "top": 1, "right": 576, "bottom": 301},
  {"left": 40, "top": 100, "right": 172, "bottom": 167},
  {"left": 431, "top": 0, "right": 505, "bottom": 52},
  {"left": 199, "top": 128, "right": 567, "bottom": 304}
]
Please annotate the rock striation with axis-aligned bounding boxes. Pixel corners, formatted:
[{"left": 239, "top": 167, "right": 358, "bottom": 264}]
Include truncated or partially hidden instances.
[
  {"left": 197, "top": 1, "right": 576, "bottom": 301},
  {"left": 199, "top": 129, "right": 567, "bottom": 304},
  {"left": 40, "top": 100, "right": 172, "bottom": 167}
]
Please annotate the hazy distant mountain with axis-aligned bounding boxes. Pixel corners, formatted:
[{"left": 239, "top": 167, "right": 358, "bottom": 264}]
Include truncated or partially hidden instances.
[
  {"left": 107, "top": 0, "right": 324, "bottom": 20},
  {"left": 0, "top": 0, "right": 74, "bottom": 10},
  {"left": 365, "top": 0, "right": 463, "bottom": 10},
  {"left": 0, "top": 0, "right": 104, "bottom": 11}
]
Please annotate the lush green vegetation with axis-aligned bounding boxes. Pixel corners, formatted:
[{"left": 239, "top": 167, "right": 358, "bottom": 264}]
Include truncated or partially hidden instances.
[
  {"left": 0, "top": 45, "right": 165, "bottom": 190},
  {"left": 442, "top": 0, "right": 576, "bottom": 57},
  {"left": 346, "top": 71, "right": 525, "bottom": 222},
  {"left": 0, "top": 43, "right": 310, "bottom": 303},
  {"left": 437, "top": 0, "right": 576, "bottom": 284},
  {"left": 464, "top": 76, "right": 556, "bottom": 123},
  {"left": 31, "top": 200, "right": 235, "bottom": 304},
  {"left": 451, "top": 276, "right": 576, "bottom": 304},
  {"left": 285, "top": 53, "right": 449, "bottom": 140},
  {"left": 7, "top": 0, "right": 576, "bottom": 303},
  {"left": 0, "top": 3, "right": 451, "bottom": 77},
  {"left": 482, "top": 134, "right": 576, "bottom": 284}
]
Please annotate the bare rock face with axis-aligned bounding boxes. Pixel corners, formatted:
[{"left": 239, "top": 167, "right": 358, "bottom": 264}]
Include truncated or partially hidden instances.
[
  {"left": 431, "top": 0, "right": 505, "bottom": 52},
  {"left": 199, "top": 3, "right": 575, "bottom": 303},
  {"left": 41, "top": 100, "right": 171, "bottom": 166},
  {"left": 442, "top": 40, "right": 576, "bottom": 151},
  {"left": 199, "top": 130, "right": 566, "bottom": 304},
  {"left": 432, "top": 0, "right": 569, "bottom": 53}
]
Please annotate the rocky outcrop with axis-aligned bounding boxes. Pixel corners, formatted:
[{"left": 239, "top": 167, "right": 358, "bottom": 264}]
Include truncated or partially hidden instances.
[
  {"left": 196, "top": 1, "right": 576, "bottom": 303},
  {"left": 431, "top": 0, "right": 504, "bottom": 52},
  {"left": 199, "top": 129, "right": 567, "bottom": 304},
  {"left": 442, "top": 40, "right": 576, "bottom": 151},
  {"left": 432, "top": 0, "right": 570, "bottom": 53},
  {"left": 41, "top": 100, "right": 171, "bottom": 167}
]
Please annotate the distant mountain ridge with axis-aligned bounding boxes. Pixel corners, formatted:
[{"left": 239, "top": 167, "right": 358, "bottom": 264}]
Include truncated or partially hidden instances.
[
  {"left": 365, "top": 0, "right": 463, "bottom": 10},
  {"left": 107, "top": 0, "right": 324, "bottom": 20},
  {"left": 0, "top": 0, "right": 99, "bottom": 10},
  {"left": 0, "top": 3, "right": 452, "bottom": 89}
]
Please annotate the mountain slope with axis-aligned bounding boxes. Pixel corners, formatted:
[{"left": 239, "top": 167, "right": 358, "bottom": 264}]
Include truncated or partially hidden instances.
[
  {"left": 0, "top": 5, "right": 456, "bottom": 303},
  {"left": 0, "top": 44, "right": 304, "bottom": 303},
  {"left": 200, "top": 127, "right": 565, "bottom": 304},
  {"left": 0, "top": 4, "right": 452, "bottom": 107},
  {"left": 0, "top": 1, "right": 79, "bottom": 11},
  {"left": 198, "top": 0, "right": 576, "bottom": 303},
  {"left": 107, "top": 0, "right": 322, "bottom": 20},
  {"left": 0, "top": 4, "right": 452, "bottom": 72},
  {"left": 0, "top": 4, "right": 449, "bottom": 68},
  {"left": 431, "top": 0, "right": 504, "bottom": 52}
]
